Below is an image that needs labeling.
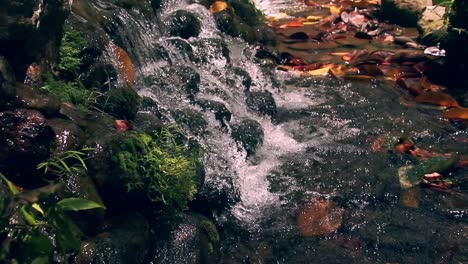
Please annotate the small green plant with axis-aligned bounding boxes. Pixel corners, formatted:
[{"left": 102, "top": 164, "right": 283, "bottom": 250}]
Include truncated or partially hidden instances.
[
  {"left": 111, "top": 128, "right": 199, "bottom": 210},
  {"left": 0, "top": 174, "right": 105, "bottom": 263},
  {"left": 58, "top": 28, "right": 86, "bottom": 80},
  {"left": 37, "top": 148, "right": 94, "bottom": 179}
]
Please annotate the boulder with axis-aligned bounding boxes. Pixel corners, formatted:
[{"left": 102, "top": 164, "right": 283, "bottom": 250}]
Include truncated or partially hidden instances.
[
  {"left": 0, "top": 55, "right": 17, "bottom": 109},
  {"left": 16, "top": 84, "right": 61, "bottom": 115},
  {"left": 380, "top": 0, "right": 432, "bottom": 27},
  {"left": 0, "top": 109, "right": 54, "bottom": 186},
  {"left": 196, "top": 99, "right": 232, "bottom": 126},
  {"left": 417, "top": 6, "right": 447, "bottom": 46},
  {"left": 166, "top": 10, "right": 201, "bottom": 39},
  {"left": 47, "top": 118, "right": 86, "bottom": 153}
]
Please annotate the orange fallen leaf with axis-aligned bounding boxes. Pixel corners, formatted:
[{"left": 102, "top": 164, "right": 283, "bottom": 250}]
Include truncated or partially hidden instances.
[
  {"left": 330, "top": 65, "right": 346, "bottom": 78},
  {"left": 415, "top": 92, "right": 461, "bottom": 108},
  {"left": 443, "top": 107, "right": 468, "bottom": 120},
  {"left": 279, "top": 19, "right": 305, "bottom": 28},
  {"left": 344, "top": 74, "right": 374, "bottom": 81},
  {"left": 297, "top": 199, "right": 344, "bottom": 236},
  {"left": 330, "top": 52, "right": 351, "bottom": 56},
  {"left": 306, "top": 15, "right": 322, "bottom": 21},
  {"left": 110, "top": 42, "right": 135, "bottom": 86},
  {"left": 400, "top": 189, "right": 419, "bottom": 208},
  {"left": 209, "top": 1, "right": 229, "bottom": 13},
  {"left": 115, "top": 120, "right": 131, "bottom": 131}
]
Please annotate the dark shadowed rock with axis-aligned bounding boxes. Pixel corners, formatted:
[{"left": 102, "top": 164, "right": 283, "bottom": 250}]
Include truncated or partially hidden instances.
[
  {"left": 151, "top": 213, "right": 220, "bottom": 264},
  {"left": 0, "top": 55, "right": 17, "bottom": 109},
  {"left": 172, "top": 109, "right": 208, "bottom": 136},
  {"left": 75, "top": 214, "right": 150, "bottom": 264},
  {"left": 166, "top": 10, "right": 201, "bottom": 39},
  {"left": 246, "top": 91, "right": 277, "bottom": 117},
  {"left": 47, "top": 118, "right": 86, "bottom": 153},
  {"left": 16, "top": 84, "right": 61, "bottom": 115},
  {"left": 231, "top": 119, "right": 264, "bottom": 156}
]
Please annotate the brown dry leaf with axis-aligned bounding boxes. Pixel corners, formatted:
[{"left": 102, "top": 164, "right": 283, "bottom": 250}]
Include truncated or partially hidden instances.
[
  {"left": 305, "top": 0, "right": 319, "bottom": 6},
  {"left": 353, "top": 0, "right": 371, "bottom": 9},
  {"left": 330, "top": 65, "right": 346, "bottom": 78},
  {"left": 400, "top": 189, "right": 419, "bottom": 208},
  {"left": 443, "top": 108, "right": 468, "bottom": 120},
  {"left": 307, "top": 64, "right": 333, "bottom": 76},
  {"left": 110, "top": 42, "right": 135, "bottom": 85},
  {"left": 415, "top": 92, "right": 461, "bottom": 108},
  {"left": 209, "top": 1, "right": 229, "bottom": 13},
  {"left": 297, "top": 199, "right": 344, "bottom": 236}
]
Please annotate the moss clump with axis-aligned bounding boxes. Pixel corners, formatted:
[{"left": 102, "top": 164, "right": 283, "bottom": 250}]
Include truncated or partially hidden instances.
[
  {"left": 97, "top": 87, "right": 142, "bottom": 120},
  {"left": 407, "top": 157, "right": 458, "bottom": 182},
  {"left": 41, "top": 74, "right": 96, "bottom": 110},
  {"left": 227, "top": 0, "right": 264, "bottom": 26},
  {"left": 199, "top": 220, "right": 220, "bottom": 243},
  {"left": 111, "top": 129, "right": 199, "bottom": 210},
  {"left": 58, "top": 28, "right": 86, "bottom": 80}
]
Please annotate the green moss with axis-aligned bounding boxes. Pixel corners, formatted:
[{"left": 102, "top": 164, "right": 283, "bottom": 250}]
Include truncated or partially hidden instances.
[
  {"left": 227, "top": 0, "right": 264, "bottom": 26},
  {"left": 199, "top": 220, "right": 220, "bottom": 243},
  {"left": 97, "top": 87, "right": 142, "bottom": 120},
  {"left": 111, "top": 129, "right": 199, "bottom": 210},
  {"left": 58, "top": 28, "right": 86, "bottom": 80},
  {"left": 407, "top": 157, "right": 458, "bottom": 182},
  {"left": 41, "top": 74, "right": 96, "bottom": 110}
]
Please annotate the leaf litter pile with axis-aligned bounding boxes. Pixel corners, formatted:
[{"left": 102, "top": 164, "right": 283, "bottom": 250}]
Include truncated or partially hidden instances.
[{"left": 252, "top": 0, "right": 468, "bottom": 235}]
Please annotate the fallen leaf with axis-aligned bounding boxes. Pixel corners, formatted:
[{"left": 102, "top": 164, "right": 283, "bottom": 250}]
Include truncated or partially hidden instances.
[
  {"left": 115, "top": 120, "right": 131, "bottom": 131},
  {"left": 279, "top": 19, "right": 305, "bottom": 28},
  {"left": 443, "top": 107, "right": 468, "bottom": 120},
  {"left": 209, "top": 1, "right": 229, "bottom": 13},
  {"left": 330, "top": 5, "right": 342, "bottom": 16},
  {"left": 297, "top": 199, "right": 344, "bottom": 236},
  {"left": 307, "top": 64, "right": 333, "bottom": 76},
  {"left": 306, "top": 15, "right": 322, "bottom": 21},
  {"left": 415, "top": 92, "right": 461, "bottom": 108},
  {"left": 400, "top": 189, "right": 419, "bottom": 208},
  {"left": 110, "top": 42, "right": 135, "bottom": 86}
]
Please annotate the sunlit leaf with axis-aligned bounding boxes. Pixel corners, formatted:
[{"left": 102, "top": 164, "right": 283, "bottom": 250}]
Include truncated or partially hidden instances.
[
  {"left": 32, "top": 203, "right": 45, "bottom": 216},
  {"left": 0, "top": 173, "right": 20, "bottom": 195},
  {"left": 443, "top": 107, "right": 468, "bottom": 120},
  {"left": 209, "top": 1, "right": 229, "bottom": 13},
  {"left": 329, "top": 5, "right": 342, "bottom": 16},
  {"left": 21, "top": 206, "right": 37, "bottom": 225},
  {"left": 306, "top": 15, "right": 322, "bottom": 21},
  {"left": 56, "top": 198, "right": 105, "bottom": 212},
  {"left": 279, "top": 19, "right": 305, "bottom": 28},
  {"left": 307, "top": 64, "right": 333, "bottom": 76}
]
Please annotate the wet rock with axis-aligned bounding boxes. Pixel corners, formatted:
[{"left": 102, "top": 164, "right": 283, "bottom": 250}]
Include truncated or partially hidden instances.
[
  {"left": 151, "top": 213, "right": 220, "bottom": 264},
  {"left": 0, "top": 0, "right": 71, "bottom": 78},
  {"left": 196, "top": 99, "right": 232, "bottom": 126},
  {"left": 140, "top": 96, "right": 163, "bottom": 118},
  {"left": 75, "top": 214, "right": 150, "bottom": 264},
  {"left": 179, "top": 66, "right": 201, "bottom": 99},
  {"left": 0, "top": 109, "right": 53, "bottom": 185},
  {"left": 15, "top": 84, "right": 61, "bottom": 115},
  {"left": 47, "top": 118, "right": 85, "bottom": 153},
  {"left": 132, "top": 112, "right": 164, "bottom": 134},
  {"left": 172, "top": 109, "right": 208, "bottom": 136},
  {"left": 254, "top": 25, "right": 277, "bottom": 46},
  {"left": 231, "top": 119, "right": 264, "bottom": 156},
  {"left": 196, "top": 174, "right": 240, "bottom": 212},
  {"left": 0, "top": 55, "right": 17, "bottom": 109},
  {"left": 191, "top": 38, "right": 231, "bottom": 64},
  {"left": 380, "top": 0, "right": 432, "bottom": 26},
  {"left": 246, "top": 91, "right": 277, "bottom": 117},
  {"left": 232, "top": 67, "right": 252, "bottom": 91},
  {"left": 97, "top": 87, "right": 142, "bottom": 120},
  {"left": 417, "top": 6, "right": 447, "bottom": 46},
  {"left": 164, "top": 39, "right": 195, "bottom": 61},
  {"left": 166, "top": 10, "right": 201, "bottom": 39},
  {"left": 213, "top": 10, "right": 256, "bottom": 43}
]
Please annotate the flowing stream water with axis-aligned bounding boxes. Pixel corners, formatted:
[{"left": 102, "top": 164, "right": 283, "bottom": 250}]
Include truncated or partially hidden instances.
[{"left": 79, "top": 0, "right": 467, "bottom": 262}]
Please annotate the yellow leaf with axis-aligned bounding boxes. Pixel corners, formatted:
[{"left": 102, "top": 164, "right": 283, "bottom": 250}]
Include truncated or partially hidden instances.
[
  {"left": 306, "top": 15, "right": 322, "bottom": 21},
  {"left": 307, "top": 65, "right": 332, "bottom": 76},
  {"left": 330, "top": 6, "right": 342, "bottom": 16},
  {"left": 209, "top": 1, "right": 229, "bottom": 13},
  {"left": 32, "top": 203, "right": 45, "bottom": 216},
  {"left": 303, "top": 21, "right": 319, "bottom": 25}
]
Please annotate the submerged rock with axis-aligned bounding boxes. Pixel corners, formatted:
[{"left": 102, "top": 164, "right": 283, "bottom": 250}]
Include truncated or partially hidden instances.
[
  {"left": 172, "top": 109, "right": 208, "bottom": 136},
  {"left": 380, "top": 0, "right": 432, "bottom": 26},
  {"left": 417, "top": 6, "right": 447, "bottom": 46},
  {"left": 231, "top": 119, "right": 264, "bottom": 156},
  {"left": 166, "top": 10, "right": 201, "bottom": 39},
  {"left": 196, "top": 99, "right": 232, "bottom": 126}
]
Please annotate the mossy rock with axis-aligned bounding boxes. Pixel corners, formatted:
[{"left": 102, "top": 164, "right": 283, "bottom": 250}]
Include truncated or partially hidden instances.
[
  {"left": 380, "top": 0, "right": 431, "bottom": 27},
  {"left": 98, "top": 87, "right": 142, "bottom": 120}
]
